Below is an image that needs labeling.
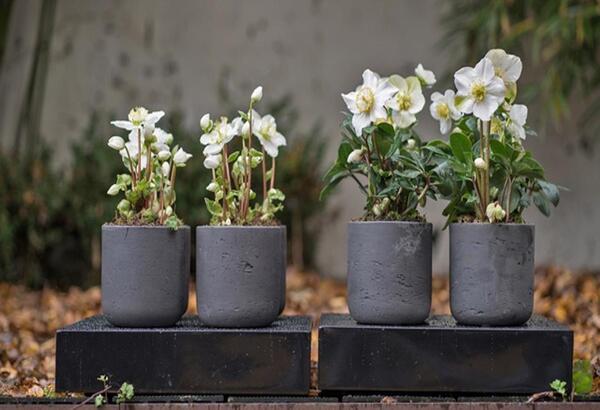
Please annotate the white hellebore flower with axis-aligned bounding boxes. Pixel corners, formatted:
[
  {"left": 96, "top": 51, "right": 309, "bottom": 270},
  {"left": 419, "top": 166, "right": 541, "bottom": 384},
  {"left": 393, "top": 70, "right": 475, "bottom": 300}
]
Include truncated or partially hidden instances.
[
  {"left": 406, "top": 138, "right": 416, "bottom": 149},
  {"left": 111, "top": 107, "right": 165, "bottom": 131},
  {"left": 486, "top": 202, "right": 506, "bottom": 223},
  {"left": 107, "top": 136, "right": 125, "bottom": 150},
  {"left": 203, "top": 154, "right": 221, "bottom": 170},
  {"left": 485, "top": 49, "right": 522, "bottom": 84},
  {"left": 252, "top": 112, "right": 287, "bottom": 157},
  {"left": 415, "top": 64, "right": 436, "bottom": 86},
  {"left": 386, "top": 75, "right": 425, "bottom": 129},
  {"left": 474, "top": 157, "right": 487, "bottom": 170},
  {"left": 200, "top": 113, "right": 212, "bottom": 132},
  {"left": 342, "top": 69, "right": 396, "bottom": 135},
  {"left": 200, "top": 119, "right": 236, "bottom": 156},
  {"left": 206, "top": 182, "right": 219, "bottom": 192},
  {"left": 508, "top": 104, "right": 528, "bottom": 140},
  {"left": 347, "top": 148, "right": 364, "bottom": 164},
  {"left": 454, "top": 57, "right": 506, "bottom": 121},
  {"left": 173, "top": 148, "right": 192, "bottom": 166},
  {"left": 429, "top": 89, "right": 462, "bottom": 134},
  {"left": 251, "top": 86, "right": 263, "bottom": 103}
]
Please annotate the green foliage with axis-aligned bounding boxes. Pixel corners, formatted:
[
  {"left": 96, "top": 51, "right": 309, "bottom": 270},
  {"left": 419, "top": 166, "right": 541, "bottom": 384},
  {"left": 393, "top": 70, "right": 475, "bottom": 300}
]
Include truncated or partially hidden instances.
[
  {"left": 116, "top": 382, "right": 135, "bottom": 404},
  {"left": 322, "top": 114, "right": 443, "bottom": 221},
  {"left": 443, "top": 0, "right": 600, "bottom": 141},
  {"left": 573, "top": 360, "right": 593, "bottom": 395},
  {"left": 550, "top": 379, "right": 567, "bottom": 399},
  {"left": 433, "top": 114, "right": 559, "bottom": 225}
]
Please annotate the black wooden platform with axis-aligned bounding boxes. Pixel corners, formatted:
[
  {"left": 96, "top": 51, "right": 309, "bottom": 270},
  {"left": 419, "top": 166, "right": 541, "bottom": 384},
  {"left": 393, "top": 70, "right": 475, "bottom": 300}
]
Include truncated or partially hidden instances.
[
  {"left": 318, "top": 314, "right": 573, "bottom": 394},
  {"left": 55, "top": 315, "right": 311, "bottom": 395}
]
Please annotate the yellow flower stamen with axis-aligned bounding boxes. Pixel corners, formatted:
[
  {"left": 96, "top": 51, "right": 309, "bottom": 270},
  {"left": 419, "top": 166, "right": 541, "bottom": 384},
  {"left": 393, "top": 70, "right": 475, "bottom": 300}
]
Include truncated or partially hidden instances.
[
  {"left": 356, "top": 87, "right": 375, "bottom": 113},
  {"left": 397, "top": 93, "right": 412, "bottom": 111},
  {"left": 435, "top": 103, "right": 450, "bottom": 119},
  {"left": 471, "top": 82, "right": 486, "bottom": 102}
]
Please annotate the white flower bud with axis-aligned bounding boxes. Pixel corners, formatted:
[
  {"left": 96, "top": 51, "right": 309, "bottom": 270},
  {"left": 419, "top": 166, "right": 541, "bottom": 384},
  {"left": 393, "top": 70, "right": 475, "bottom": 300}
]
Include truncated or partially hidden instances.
[
  {"left": 474, "top": 157, "right": 487, "bottom": 170},
  {"left": 107, "top": 136, "right": 125, "bottom": 151},
  {"left": 373, "top": 204, "right": 382, "bottom": 217},
  {"left": 161, "top": 162, "right": 171, "bottom": 177},
  {"left": 107, "top": 184, "right": 121, "bottom": 196},
  {"left": 203, "top": 154, "right": 221, "bottom": 169},
  {"left": 251, "top": 86, "right": 263, "bottom": 103},
  {"left": 242, "top": 121, "right": 251, "bottom": 137},
  {"left": 200, "top": 113, "right": 212, "bottom": 132},
  {"left": 486, "top": 202, "right": 506, "bottom": 223},
  {"left": 347, "top": 148, "right": 364, "bottom": 164},
  {"left": 165, "top": 206, "right": 173, "bottom": 216},
  {"left": 381, "top": 197, "right": 390, "bottom": 210},
  {"left": 406, "top": 139, "right": 416, "bottom": 149},
  {"left": 173, "top": 148, "right": 192, "bottom": 166},
  {"left": 157, "top": 150, "right": 171, "bottom": 161},
  {"left": 206, "top": 182, "right": 219, "bottom": 192}
]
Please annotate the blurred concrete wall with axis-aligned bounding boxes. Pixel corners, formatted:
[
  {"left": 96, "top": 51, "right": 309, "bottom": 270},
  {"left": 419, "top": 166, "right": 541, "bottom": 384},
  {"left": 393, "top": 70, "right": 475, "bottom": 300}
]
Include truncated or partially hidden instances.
[{"left": 1, "top": 0, "right": 599, "bottom": 277}]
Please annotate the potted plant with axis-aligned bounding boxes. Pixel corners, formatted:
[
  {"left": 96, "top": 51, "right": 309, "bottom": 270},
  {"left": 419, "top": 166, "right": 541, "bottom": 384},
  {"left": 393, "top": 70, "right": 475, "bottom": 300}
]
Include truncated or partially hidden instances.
[
  {"left": 103, "top": 107, "right": 193, "bottom": 327},
  {"left": 196, "top": 86, "right": 287, "bottom": 328},
  {"left": 321, "top": 66, "right": 443, "bottom": 325},
  {"left": 429, "top": 49, "right": 560, "bottom": 326}
]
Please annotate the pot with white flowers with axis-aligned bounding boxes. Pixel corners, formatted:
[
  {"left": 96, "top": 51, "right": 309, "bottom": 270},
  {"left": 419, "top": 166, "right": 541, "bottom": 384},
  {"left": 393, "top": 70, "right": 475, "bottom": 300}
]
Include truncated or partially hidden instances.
[
  {"left": 103, "top": 107, "right": 193, "bottom": 327},
  {"left": 322, "top": 66, "right": 442, "bottom": 325},
  {"left": 430, "top": 49, "right": 560, "bottom": 326},
  {"left": 196, "top": 86, "right": 287, "bottom": 328}
]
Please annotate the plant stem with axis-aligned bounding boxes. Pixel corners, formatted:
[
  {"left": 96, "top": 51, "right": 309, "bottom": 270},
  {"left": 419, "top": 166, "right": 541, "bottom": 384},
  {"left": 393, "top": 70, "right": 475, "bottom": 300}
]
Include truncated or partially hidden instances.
[
  {"left": 372, "top": 131, "right": 385, "bottom": 170},
  {"left": 221, "top": 146, "right": 229, "bottom": 219},
  {"left": 124, "top": 146, "right": 136, "bottom": 187},
  {"left": 73, "top": 384, "right": 112, "bottom": 410},
  {"left": 349, "top": 170, "right": 368, "bottom": 196},
  {"left": 261, "top": 147, "right": 267, "bottom": 200},
  {"left": 505, "top": 177, "right": 512, "bottom": 222},
  {"left": 270, "top": 157, "right": 276, "bottom": 190},
  {"left": 478, "top": 120, "right": 491, "bottom": 220},
  {"left": 136, "top": 128, "right": 142, "bottom": 182}
]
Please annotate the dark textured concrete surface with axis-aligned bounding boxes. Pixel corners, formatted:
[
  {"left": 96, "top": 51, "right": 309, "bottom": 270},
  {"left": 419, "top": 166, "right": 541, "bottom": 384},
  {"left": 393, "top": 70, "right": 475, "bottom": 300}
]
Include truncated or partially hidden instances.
[
  {"left": 347, "top": 221, "right": 432, "bottom": 325},
  {"left": 55, "top": 315, "right": 311, "bottom": 395},
  {"left": 196, "top": 226, "right": 286, "bottom": 327},
  {"left": 101, "top": 225, "right": 190, "bottom": 327},
  {"left": 319, "top": 313, "right": 573, "bottom": 394},
  {"left": 450, "top": 223, "right": 535, "bottom": 326}
]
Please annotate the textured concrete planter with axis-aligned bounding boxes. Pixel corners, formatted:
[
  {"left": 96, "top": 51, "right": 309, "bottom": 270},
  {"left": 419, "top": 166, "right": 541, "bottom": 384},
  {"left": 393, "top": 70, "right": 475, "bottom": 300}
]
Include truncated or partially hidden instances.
[
  {"left": 101, "top": 225, "right": 190, "bottom": 327},
  {"left": 347, "top": 221, "right": 432, "bottom": 325},
  {"left": 196, "top": 226, "right": 286, "bottom": 328},
  {"left": 450, "top": 223, "right": 535, "bottom": 326}
]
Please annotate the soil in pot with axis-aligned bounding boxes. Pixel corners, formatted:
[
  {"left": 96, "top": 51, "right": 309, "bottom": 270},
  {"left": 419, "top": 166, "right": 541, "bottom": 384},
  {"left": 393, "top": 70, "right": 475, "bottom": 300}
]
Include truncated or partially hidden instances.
[
  {"left": 101, "top": 225, "right": 190, "bottom": 327},
  {"left": 347, "top": 221, "right": 432, "bottom": 325},
  {"left": 196, "top": 225, "right": 286, "bottom": 328},
  {"left": 450, "top": 223, "right": 535, "bottom": 326}
]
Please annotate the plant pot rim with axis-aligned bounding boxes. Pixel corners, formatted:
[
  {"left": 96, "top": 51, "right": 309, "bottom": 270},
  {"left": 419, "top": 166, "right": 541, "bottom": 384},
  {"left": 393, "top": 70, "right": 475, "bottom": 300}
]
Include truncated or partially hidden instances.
[
  {"left": 102, "top": 223, "right": 190, "bottom": 230},
  {"left": 450, "top": 222, "right": 534, "bottom": 228},
  {"left": 196, "top": 224, "right": 285, "bottom": 229},
  {"left": 348, "top": 220, "right": 430, "bottom": 226}
]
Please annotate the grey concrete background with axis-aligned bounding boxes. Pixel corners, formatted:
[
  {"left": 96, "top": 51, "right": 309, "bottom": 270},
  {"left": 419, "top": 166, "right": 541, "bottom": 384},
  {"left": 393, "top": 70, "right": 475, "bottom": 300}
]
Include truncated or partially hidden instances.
[{"left": 1, "top": 0, "right": 598, "bottom": 277}]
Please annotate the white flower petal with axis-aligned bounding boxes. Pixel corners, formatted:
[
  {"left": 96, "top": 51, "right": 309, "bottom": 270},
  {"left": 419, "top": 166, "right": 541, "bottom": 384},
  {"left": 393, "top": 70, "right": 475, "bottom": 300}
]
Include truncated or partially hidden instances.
[
  {"left": 362, "top": 69, "right": 380, "bottom": 89},
  {"left": 510, "top": 104, "right": 528, "bottom": 126},
  {"left": 440, "top": 118, "right": 452, "bottom": 134},
  {"left": 145, "top": 110, "right": 165, "bottom": 125},
  {"left": 111, "top": 120, "right": 135, "bottom": 130},
  {"left": 454, "top": 67, "right": 476, "bottom": 95},
  {"left": 352, "top": 112, "right": 371, "bottom": 135}
]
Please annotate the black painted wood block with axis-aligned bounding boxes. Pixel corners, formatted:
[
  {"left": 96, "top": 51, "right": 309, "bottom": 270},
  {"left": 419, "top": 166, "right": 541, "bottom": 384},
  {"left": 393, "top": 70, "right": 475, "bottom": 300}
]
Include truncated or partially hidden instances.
[
  {"left": 56, "top": 315, "right": 311, "bottom": 395},
  {"left": 319, "top": 314, "right": 573, "bottom": 394}
]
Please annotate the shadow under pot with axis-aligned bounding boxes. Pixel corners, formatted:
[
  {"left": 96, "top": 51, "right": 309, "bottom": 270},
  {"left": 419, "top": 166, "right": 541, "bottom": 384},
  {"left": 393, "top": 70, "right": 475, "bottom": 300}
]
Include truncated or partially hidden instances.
[
  {"left": 101, "top": 225, "right": 190, "bottom": 327},
  {"left": 347, "top": 221, "right": 432, "bottom": 325},
  {"left": 450, "top": 223, "right": 535, "bottom": 326},
  {"left": 196, "top": 226, "right": 286, "bottom": 328}
]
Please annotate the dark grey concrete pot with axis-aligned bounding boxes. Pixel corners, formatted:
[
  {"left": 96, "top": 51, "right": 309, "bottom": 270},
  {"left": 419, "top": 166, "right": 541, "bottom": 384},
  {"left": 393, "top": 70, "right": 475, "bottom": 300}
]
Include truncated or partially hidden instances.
[
  {"left": 450, "top": 223, "right": 535, "bottom": 326},
  {"left": 101, "top": 225, "right": 190, "bottom": 327},
  {"left": 347, "top": 221, "right": 432, "bottom": 325},
  {"left": 196, "top": 226, "right": 286, "bottom": 328}
]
